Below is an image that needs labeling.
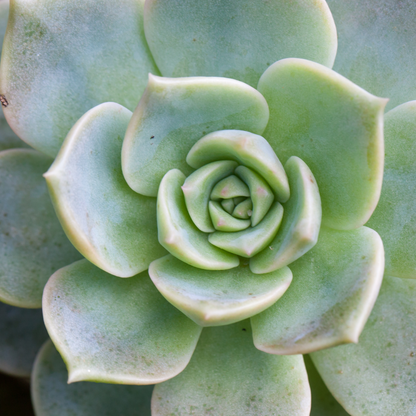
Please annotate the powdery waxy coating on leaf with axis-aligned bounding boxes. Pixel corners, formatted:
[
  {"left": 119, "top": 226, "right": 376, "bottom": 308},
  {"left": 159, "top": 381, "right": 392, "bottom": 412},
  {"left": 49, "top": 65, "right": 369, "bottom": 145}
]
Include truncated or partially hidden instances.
[
  {"left": 0, "top": 0, "right": 158, "bottom": 157},
  {"left": 32, "top": 340, "right": 153, "bottom": 416},
  {"left": 43, "top": 260, "right": 202, "bottom": 385}
]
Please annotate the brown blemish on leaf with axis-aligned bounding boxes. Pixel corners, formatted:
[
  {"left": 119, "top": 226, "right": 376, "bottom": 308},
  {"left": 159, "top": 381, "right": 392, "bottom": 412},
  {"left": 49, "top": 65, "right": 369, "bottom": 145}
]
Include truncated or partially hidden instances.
[{"left": 0, "top": 94, "right": 8, "bottom": 107}]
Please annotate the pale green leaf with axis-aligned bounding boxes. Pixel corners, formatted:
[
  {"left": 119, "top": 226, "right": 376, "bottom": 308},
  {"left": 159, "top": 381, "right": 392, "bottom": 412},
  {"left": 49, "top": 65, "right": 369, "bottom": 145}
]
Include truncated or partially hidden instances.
[
  {"left": 250, "top": 156, "right": 321, "bottom": 274},
  {"left": 157, "top": 169, "right": 239, "bottom": 270},
  {"left": 0, "top": 149, "right": 81, "bottom": 307},
  {"left": 251, "top": 226, "right": 384, "bottom": 354},
  {"left": 304, "top": 356, "right": 349, "bottom": 416},
  {"left": 210, "top": 175, "right": 250, "bottom": 201},
  {"left": 152, "top": 321, "right": 311, "bottom": 416},
  {"left": 311, "top": 275, "right": 416, "bottom": 416},
  {"left": 122, "top": 75, "right": 269, "bottom": 196},
  {"left": 182, "top": 160, "right": 237, "bottom": 233},
  {"left": 327, "top": 0, "right": 416, "bottom": 111},
  {"left": 187, "top": 130, "right": 289, "bottom": 202},
  {"left": 32, "top": 340, "right": 153, "bottom": 416},
  {"left": 0, "top": 0, "right": 158, "bottom": 157},
  {"left": 144, "top": 0, "right": 337, "bottom": 87},
  {"left": 258, "top": 58, "right": 386, "bottom": 230},
  {"left": 209, "top": 202, "right": 284, "bottom": 258},
  {"left": 209, "top": 201, "right": 251, "bottom": 232},
  {"left": 149, "top": 255, "right": 292, "bottom": 327},
  {"left": 0, "top": 302, "right": 48, "bottom": 377},
  {"left": 43, "top": 260, "right": 202, "bottom": 384},
  {"left": 45, "top": 102, "right": 166, "bottom": 278},
  {"left": 366, "top": 101, "right": 416, "bottom": 278}
]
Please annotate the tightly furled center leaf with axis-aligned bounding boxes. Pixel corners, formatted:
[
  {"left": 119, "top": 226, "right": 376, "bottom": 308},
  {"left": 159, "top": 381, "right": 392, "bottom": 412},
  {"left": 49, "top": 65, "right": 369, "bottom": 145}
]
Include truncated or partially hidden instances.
[{"left": 157, "top": 130, "right": 322, "bottom": 273}]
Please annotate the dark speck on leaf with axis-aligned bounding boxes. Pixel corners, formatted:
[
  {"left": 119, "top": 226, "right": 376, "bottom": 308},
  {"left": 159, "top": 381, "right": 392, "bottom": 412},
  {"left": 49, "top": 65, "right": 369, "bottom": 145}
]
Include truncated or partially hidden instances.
[
  {"left": 0, "top": 94, "right": 8, "bottom": 107},
  {"left": 242, "top": 328, "right": 247, "bottom": 332},
  {"left": 150, "top": 136, "right": 155, "bottom": 139}
]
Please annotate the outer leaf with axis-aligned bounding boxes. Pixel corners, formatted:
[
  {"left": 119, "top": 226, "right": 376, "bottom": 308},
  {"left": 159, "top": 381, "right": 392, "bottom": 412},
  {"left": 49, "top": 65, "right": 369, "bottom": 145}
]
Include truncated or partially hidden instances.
[
  {"left": 0, "top": 302, "right": 48, "bottom": 377},
  {"left": 311, "top": 275, "right": 416, "bottom": 416},
  {"left": 32, "top": 340, "right": 153, "bottom": 416},
  {"left": 0, "top": 149, "right": 81, "bottom": 307},
  {"left": 251, "top": 226, "right": 384, "bottom": 355},
  {"left": 366, "top": 101, "right": 416, "bottom": 278},
  {"left": 0, "top": 0, "right": 28, "bottom": 151},
  {"left": 149, "top": 255, "right": 292, "bottom": 327},
  {"left": 187, "top": 130, "right": 289, "bottom": 202},
  {"left": 144, "top": 0, "right": 337, "bottom": 87},
  {"left": 327, "top": 0, "right": 416, "bottom": 111},
  {"left": 258, "top": 58, "right": 386, "bottom": 230},
  {"left": 250, "top": 156, "right": 321, "bottom": 274},
  {"left": 43, "top": 260, "right": 202, "bottom": 385},
  {"left": 45, "top": 102, "right": 166, "bottom": 278},
  {"left": 0, "top": 0, "right": 158, "bottom": 157},
  {"left": 304, "top": 356, "right": 349, "bottom": 416},
  {"left": 152, "top": 321, "right": 311, "bottom": 416},
  {"left": 157, "top": 169, "right": 239, "bottom": 270},
  {"left": 122, "top": 75, "right": 269, "bottom": 196}
]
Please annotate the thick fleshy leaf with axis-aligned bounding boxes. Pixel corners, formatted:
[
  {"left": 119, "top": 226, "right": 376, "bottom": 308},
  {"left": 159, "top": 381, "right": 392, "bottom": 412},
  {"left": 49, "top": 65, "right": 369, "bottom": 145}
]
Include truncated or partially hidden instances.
[
  {"left": 32, "top": 340, "right": 153, "bottom": 416},
  {"left": 258, "top": 58, "right": 386, "bottom": 230},
  {"left": 235, "top": 166, "right": 274, "bottom": 227},
  {"left": 152, "top": 320, "right": 311, "bottom": 416},
  {"left": 43, "top": 260, "right": 202, "bottom": 384},
  {"left": 122, "top": 75, "right": 269, "bottom": 196},
  {"left": 209, "top": 202, "right": 284, "bottom": 258},
  {"left": 0, "top": 149, "right": 81, "bottom": 307},
  {"left": 0, "top": 302, "right": 48, "bottom": 377},
  {"left": 221, "top": 199, "right": 235, "bottom": 214},
  {"left": 0, "top": 0, "right": 158, "bottom": 157},
  {"left": 209, "top": 201, "right": 251, "bottom": 232},
  {"left": 182, "top": 160, "right": 237, "bottom": 232},
  {"left": 232, "top": 198, "right": 253, "bottom": 219},
  {"left": 251, "top": 226, "right": 384, "bottom": 355},
  {"left": 149, "top": 255, "right": 292, "bottom": 327},
  {"left": 250, "top": 156, "right": 321, "bottom": 274},
  {"left": 327, "top": 0, "right": 416, "bottom": 111},
  {"left": 157, "top": 169, "right": 239, "bottom": 270},
  {"left": 210, "top": 175, "right": 250, "bottom": 200},
  {"left": 45, "top": 103, "right": 166, "bottom": 278},
  {"left": 0, "top": 0, "right": 28, "bottom": 151},
  {"left": 304, "top": 356, "right": 349, "bottom": 416},
  {"left": 311, "top": 275, "right": 416, "bottom": 416},
  {"left": 187, "top": 130, "right": 289, "bottom": 201},
  {"left": 144, "top": 0, "right": 337, "bottom": 88},
  {"left": 366, "top": 102, "right": 416, "bottom": 279}
]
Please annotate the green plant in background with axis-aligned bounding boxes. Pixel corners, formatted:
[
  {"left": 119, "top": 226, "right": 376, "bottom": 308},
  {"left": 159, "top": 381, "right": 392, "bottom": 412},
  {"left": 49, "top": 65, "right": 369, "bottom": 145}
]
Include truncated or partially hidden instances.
[{"left": 0, "top": 0, "right": 415, "bottom": 415}]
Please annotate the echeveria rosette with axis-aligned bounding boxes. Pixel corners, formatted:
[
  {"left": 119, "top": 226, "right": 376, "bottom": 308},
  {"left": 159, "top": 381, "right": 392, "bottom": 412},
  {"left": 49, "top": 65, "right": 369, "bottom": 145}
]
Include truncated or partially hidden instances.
[{"left": 0, "top": 0, "right": 415, "bottom": 415}]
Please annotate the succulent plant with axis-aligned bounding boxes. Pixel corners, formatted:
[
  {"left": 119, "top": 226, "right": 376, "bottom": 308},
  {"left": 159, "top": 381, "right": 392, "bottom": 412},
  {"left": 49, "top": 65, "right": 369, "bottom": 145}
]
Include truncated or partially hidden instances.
[{"left": 0, "top": 0, "right": 416, "bottom": 415}]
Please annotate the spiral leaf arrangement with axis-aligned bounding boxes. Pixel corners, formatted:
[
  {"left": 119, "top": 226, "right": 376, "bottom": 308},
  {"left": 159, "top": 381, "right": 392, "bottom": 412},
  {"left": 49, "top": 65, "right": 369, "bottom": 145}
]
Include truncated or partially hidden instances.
[{"left": 157, "top": 129, "right": 322, "bottom": 275}]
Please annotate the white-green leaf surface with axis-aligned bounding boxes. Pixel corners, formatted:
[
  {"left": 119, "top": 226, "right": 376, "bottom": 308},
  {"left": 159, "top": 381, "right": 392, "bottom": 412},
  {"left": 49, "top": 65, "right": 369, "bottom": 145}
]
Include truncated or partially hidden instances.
[
  {"left": 149, "top": 255, "right": 292, "bottom": 327},
  {"left": 45, "top": 103, "right": 166, "bottom": 278},
  {"left": 182, "top": 160, "right": 238, "bottom": 232},
  {"left": 0, "top": 0, "right": 158, "bottom": 157},
  {"left": 258, "top": 58, "right": 386, "bottom": 230},
  {"left": 122, "top": 75, "right": 269, "bottom": 196},
  {"left": 43, "top": 260, "right": 202, "bottom": 385},
  {"left": 209, "top": 202, "right": 284, "bottom": 258},
  {"left": 251, "top": 226, "right": 384, "bottom": 355},
  {"left": 0, "top": 302, "right": 48, "bottom": 377},
  {"left": 327, "top": 0, "right": 416, "bottom": 111},
  {"left": 0, "top": 149, "right": 81, "bottom": 307},
  {"left": 250, "top": 157, "right": 321, "bottom": 274},
  {"left": 187, "top": 130, "right": 289, "bottom": 202},
  {"left": 157, "top": 169, "right": 239, "bottom": 270},
  {"left": 152, "top": 321, "right": 311, "bottom": 416},
  {"left": 0, "top": 0, "right": 29, "bottom": 151},
  {"left": 32, "top": 340, "right": 153, "bottom": 416},
  {"left": 144, "top": 0, "right": 337, "bottom": 87},
  {"left": 311, "top": 275, "right": 416, "bottom": 416},
  {"left": 366, "top": 102, "right": 416, "bottom": 279},
  {"left": 304, "top": 356, "right": 349, "bottom": 416}
]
